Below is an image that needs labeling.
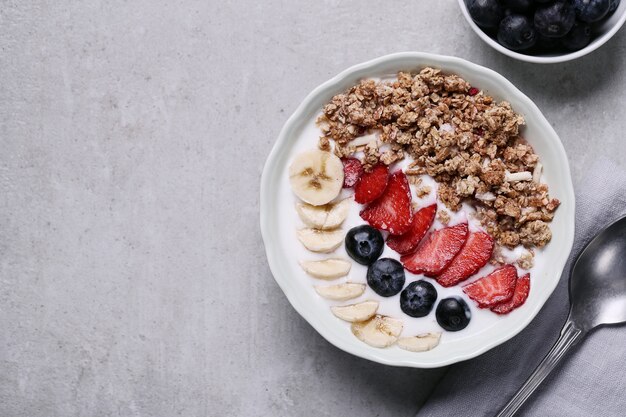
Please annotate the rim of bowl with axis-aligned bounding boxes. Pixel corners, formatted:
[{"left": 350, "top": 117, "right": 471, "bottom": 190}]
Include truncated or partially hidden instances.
[
  {"left": 457, "top": 0, "right": 626, "bottom": 64},
  {"left": 260, "top": 52, "right": 575, "bottom": 367}
]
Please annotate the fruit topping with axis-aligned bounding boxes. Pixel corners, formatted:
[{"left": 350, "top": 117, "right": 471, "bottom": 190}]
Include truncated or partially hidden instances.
[
  {"left": 342, "top": 157, "right": 363, "bottom": 188},
  {"left": 331, "top": 300, "right": 379, "bottom": 322},
  {"left": 297, "top": 228, "right": 344, "bottom": 253},
  {"left": 397, "top": 333, "right": 441, "bottom": 352},
  {"left": 314, "top": 282, "right": 365, "bottom": 301},
  {"left": 436, "top": 297, "right": 471, "bottom": 332},
  {"left": 386, "top": 204, "right": 437, "bottom": 255},
  {"left": 400, "top": 223, "right": 469, "bottom": 276},
  {"left": 491, "top": 273, "right": 531, "bottom": 314},
  {"left": 436, "top": 232, "right": 495, "bottom": 287},
  {"left": 289, "top": 149, "right": 344, "bottom": 206},
  {"left": 360, "top": 171, "right": 413, "bottom": 235},
  {"left": 345, "top": 225, "right": 384, "bottom": 265},
  {"left": 295, "top": 198, "right": 351, "bottom": 230},
  {"left": 354, "top": 164, "right": 389, "bottom": 204},
  {"left": 400, "top": 280, "right": 438, "bottom": 318},
  {"left": 367, "top": 258, "right": 406, "bottom": 297},
  {"left": 299, "top": 258, "right": 351, "bottom": 280},
  {"left": 462, "top": 264, "right": 518, "bottom": 308},
  {"left": 351, "top": 315, "right": 403, "bottom": 348}
]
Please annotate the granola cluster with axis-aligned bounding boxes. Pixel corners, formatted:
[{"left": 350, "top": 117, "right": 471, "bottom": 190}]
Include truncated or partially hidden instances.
[{"left": 317, "top": 67, "right": 559, "bottom": 250}]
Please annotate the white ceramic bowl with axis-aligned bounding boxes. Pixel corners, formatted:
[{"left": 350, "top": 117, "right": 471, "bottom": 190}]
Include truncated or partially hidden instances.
[
  {"left": 458, "top": 0, "right": 626, "bottom": 64},
  {"left": 260, "top": 52, "right": 575, "bottom": 367}
]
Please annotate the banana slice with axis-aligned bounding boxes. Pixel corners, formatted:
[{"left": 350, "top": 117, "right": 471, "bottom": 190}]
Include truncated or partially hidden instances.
[
  {"left": 314, "top": 282, "right": 365, "bottom": 301},
  {"left": 351, "top": 315, "right": 403, "bottom": 348},
  {"left": 297, "top": 228, "right": 344, "bottom": 253},
  {"left": 296, "top": 198, "right": 351, "bottom": 230},
  {"left": 289, "top": 150, "right": 344, "bottom": 206},
  {"left": 398, "top": 333, "right": 441, "bottom": 352},
  {"left": 331, "top": 300, "right": 379, "bottom": 322},
  {"left": 324, "top": 198, "right": 351, "bottom": 229},
  {"left": 299, "top": 258, "right": 351, "bottom": 280}
]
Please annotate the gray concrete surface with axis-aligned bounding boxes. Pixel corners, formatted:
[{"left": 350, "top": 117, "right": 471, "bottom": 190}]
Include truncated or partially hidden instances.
[{"left": 1, "top": 1, "right": 625, "bottom": 416}]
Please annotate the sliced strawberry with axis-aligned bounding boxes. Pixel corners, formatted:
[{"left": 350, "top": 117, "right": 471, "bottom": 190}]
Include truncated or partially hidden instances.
[
  {"left": 400, "top": 222, "right": 468, "bottom": 276},
  {"left": 436, "top": 232, "right": 494, "bottom": 287},
  {"left": 462, "top": 264, "right": 517, "bottom": 308},
  {"left": 359, "top": 171, "right": 412, "bottom": 235},
  {"left": 354, "top": 164, "right": 389, "bottom": 204},
  {"left": 387, "top": 204, "right": 437, "bottom": 255},
  {"left": 491, "top": 273, "right": 530, "bottom": 314},
  {"left": 342, "top": 158, "right": 363, "bottom": 188}
]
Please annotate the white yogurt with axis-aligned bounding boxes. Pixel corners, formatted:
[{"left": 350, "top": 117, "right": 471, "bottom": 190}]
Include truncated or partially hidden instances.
[{"left": 278, "top": 111, "right": 547, "bottom": 346}]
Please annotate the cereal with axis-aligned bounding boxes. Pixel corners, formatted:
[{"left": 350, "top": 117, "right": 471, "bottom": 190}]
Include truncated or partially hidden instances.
[{"left": 318, "top": 68, "right": 559, "bottom": 249}]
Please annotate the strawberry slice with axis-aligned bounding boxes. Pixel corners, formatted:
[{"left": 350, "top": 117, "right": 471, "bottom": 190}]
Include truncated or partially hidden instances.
[
  {"left": 359, "top": 171, "right": 412, "bottom": 235},
  {"left": 387, "top": 204, "right": 437, "bottom": 255},
  {"left": 400, "top": 222, "right": 468, "bottom": 276},
  {"left": 462, "top": 264, "right": 517, "bottom": 308},
  {"left": 342, "top": 158, "right": 363, "bottom": 188},
  {"left": 354, "top": 164, "right": 389, "bottom": 204},
  {"left": 491, "top": 273, "right": 530, "bottom": 314},
  {"left": 436, "top": 232, "right": 495, "bottom": 287}
]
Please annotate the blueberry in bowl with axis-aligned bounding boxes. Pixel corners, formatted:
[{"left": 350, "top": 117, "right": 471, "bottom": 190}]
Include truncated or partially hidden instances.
[
  {"left": 345, "top": 225, "right": 384, "bottom": 265},
  {"left": 400, "top": 280, "right": 438, "bottom": 317},
  {"left": 460, "top": 0, "right": 626, "bottom": 62},
  {"left": 367, "top": 258, "right": 406, "bottom": 297},
  {"left": 468, "top": 0, "right": 504, "bottom": 28},
  {"left": 534, "top": 2, "right": 576, "bottom": 38},
  {"left": 572, "top": 0, "right": 611, "bottom": 22},
  {"left": 608, "top": 0, "right": 622, "bottom": 17},
  {"left": 502, "top": 0, "right": 535, "bottom": 14},
  {"left": 498, "top": 14, "right": 538, "bottom": 50},
  {"left": 562, "top": 20, "right": 592, "bottom": 49},
  {"left": 436, "top": 297, "right": 472, "bottom": 332}
]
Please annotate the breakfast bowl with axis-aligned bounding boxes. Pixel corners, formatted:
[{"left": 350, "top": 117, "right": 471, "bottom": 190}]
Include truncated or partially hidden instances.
[
  {"left": 458, "top": 0, "right": 626, "bottom": 64},
  {"left": 260, "top": 52, "right": 575, "bottom": 368}
]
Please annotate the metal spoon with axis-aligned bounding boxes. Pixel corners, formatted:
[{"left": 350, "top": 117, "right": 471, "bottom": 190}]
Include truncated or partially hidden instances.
[{"left": 497, "top": 215, "right": 626, "bottom": 417}]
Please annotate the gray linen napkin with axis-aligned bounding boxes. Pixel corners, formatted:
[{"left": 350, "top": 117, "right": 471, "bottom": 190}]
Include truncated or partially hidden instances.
[{"left": 417, "top": 157, "right": 626, "bottom": 417}]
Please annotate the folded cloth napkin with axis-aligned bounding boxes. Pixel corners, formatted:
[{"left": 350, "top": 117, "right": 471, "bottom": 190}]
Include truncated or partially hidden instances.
[{"left": 417, "top": 157, "right": 626, "bottom": 417}]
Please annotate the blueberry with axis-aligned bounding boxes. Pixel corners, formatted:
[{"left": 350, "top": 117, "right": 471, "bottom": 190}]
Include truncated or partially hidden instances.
[
  {"left": 534, "top": 2, "right": 576, "bottom": 37},
  {"left": 608, "top": 0, "right": 621, "bottom": 17},
  {"left": 468, "top": 0, "right": 504, "bottom": 29},
  {"left": 534, "top": 0, "right": 555, "bottom": 3},
  {"left": 562, "top": 21, "right": 592, "bottom": 50},
  {"left": 345, "top": 225, "right": 384, "bottom": 265},
  {"left": 502, "top": 0, "right": 535, "bottom": 14},
  {"left": 436, "top": 297, "right": 471, "bottom": 332},
  {"left": 572, "top": 0, "right": 611, "bottom": 22},
  {"left": 498, "top": 14, "right": 537, "bottom": 50},
  {"left": 367, "top": 258, "right": 405, "bottom": 297},
  {"left": 400, "top": 281, "right": 438, "bottom": 317},
  {"left": 536, "top": 33, "right": 561, "bottom": 49}
]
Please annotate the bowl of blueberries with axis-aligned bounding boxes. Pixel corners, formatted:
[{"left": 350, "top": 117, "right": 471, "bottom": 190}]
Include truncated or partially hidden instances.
[{"left": 459, "top": 0, "right": 626, "bottom": 63}]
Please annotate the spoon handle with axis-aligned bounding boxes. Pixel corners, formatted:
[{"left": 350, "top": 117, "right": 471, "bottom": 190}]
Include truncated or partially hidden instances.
[{"left": 495, "top": 320, "right": 585, "bottom": 417}]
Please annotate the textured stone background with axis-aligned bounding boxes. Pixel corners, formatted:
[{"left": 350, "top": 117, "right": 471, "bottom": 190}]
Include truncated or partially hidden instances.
[{"left": 1, "top": 1, "right": 625, "bottom": 416}]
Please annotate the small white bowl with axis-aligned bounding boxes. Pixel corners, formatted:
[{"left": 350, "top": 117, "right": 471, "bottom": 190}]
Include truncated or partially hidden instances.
[
  {"left": 260, "top": 52, "right": 575, "bottom": 367},
  {"left": 458, "top": 0, "right": 626, "bottom": 64}
]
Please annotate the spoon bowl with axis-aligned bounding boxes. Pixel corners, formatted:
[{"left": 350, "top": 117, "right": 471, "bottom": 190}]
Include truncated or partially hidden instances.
[
  {"left": 570, "top": 216, "right": 626, "bottom": 331},
  {"left": 498, "top": 215, "right": 626, "bottom": 417}
]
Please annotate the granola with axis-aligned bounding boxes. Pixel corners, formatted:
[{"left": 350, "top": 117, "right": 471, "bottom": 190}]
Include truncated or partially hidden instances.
[{"left": 317, "top": 67, "right": 559, "bottom": 249}]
